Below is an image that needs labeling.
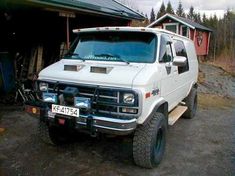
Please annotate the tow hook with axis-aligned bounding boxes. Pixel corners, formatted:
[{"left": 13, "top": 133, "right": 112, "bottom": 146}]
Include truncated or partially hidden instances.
[
  {"left": 86, "top": 115, "right": 97, "bottom": 137},
  {"left": 90, "top": 131, "right": 98, "bottom": 138}
]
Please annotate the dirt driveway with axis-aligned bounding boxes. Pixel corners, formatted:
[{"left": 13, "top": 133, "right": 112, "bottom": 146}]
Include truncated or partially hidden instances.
[{"left": 0, "top": 64, "right": 235, "bottom": 176}]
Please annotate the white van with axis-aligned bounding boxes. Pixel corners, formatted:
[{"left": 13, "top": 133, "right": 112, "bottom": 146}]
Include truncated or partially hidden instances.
[{"left": 26, "top": 27, "right": 198, "bottom": 168}]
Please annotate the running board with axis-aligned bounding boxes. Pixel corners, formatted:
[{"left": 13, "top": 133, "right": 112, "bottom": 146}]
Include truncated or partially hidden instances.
[{"left": 168, "top": 106, "right": 188, "bottom": 125}]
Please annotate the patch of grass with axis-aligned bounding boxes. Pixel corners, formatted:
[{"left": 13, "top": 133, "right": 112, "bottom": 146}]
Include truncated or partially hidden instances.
[
  {"left": 198, "top": 93, "right": 235, "bottom": 109},
  {"left": 198, "top": 70, "right": 205, "bottom": 84},
  {"left": 207, "top": 61, "right": 235, "bottom": 77},
  {"left": 230, "top": 72, "right": 235, "bottom": 77}
]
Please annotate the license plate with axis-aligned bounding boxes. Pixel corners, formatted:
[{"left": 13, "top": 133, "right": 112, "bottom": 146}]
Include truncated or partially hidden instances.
[{"left": 52, "top": 104, "right": 79, "bottom": 117}]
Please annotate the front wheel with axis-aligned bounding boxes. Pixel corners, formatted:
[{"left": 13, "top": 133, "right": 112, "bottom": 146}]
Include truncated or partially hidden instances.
[
  {"left": 133, "top": 112, "right": 167, "bottom": 168},
  {"left": 38, "top": 121, "right": 71, "bottom": 145}
]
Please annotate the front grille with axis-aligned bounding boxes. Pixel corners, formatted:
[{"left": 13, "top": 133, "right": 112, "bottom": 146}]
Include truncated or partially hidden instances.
[{"left": 42, "top": 82, "right": 139, "bottom": 118}]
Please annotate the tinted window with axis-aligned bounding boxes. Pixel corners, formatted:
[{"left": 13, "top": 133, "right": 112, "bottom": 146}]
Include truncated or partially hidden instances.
[
  {"left": 159, "top": 35, "right": 173, "bottom": 63},
  {"left": 174, "top": 40, "right": 188, "bottom": 58},
  {"left": 65, "top": 32, "right": 157, "bottom": 63},
  {"left": 174, "top": 40, "right": 189, "bottom": 73}
]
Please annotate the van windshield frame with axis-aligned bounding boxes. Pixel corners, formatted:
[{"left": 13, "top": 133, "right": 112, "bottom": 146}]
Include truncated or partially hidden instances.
[{"left": 64, "top": 31, "right": 157, "bottom": 63}]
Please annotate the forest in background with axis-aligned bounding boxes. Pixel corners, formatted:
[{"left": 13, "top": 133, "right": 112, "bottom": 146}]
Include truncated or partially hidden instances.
[{"left": 121, "top": 0, "right": 235, "bottom": 73}]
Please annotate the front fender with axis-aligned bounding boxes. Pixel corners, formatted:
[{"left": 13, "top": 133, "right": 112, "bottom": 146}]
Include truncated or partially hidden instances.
[{"left": 137, "top": 97, "right": 167, "bottom": 124}]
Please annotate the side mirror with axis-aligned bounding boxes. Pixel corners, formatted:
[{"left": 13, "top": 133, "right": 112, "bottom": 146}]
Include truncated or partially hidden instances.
[{"left": 173, "top": 56, "right": 187, "bottom": 66}]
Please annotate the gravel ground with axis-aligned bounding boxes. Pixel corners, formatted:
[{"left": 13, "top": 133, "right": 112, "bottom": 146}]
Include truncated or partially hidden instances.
[
  {"left": 0, "top": 64, "right": 234, "bottom": 176},
  {"left": 198, "top": 63, "right": 235, "bottom": 98}
]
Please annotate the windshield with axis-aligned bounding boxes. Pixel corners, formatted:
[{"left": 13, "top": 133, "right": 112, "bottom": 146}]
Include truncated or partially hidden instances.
[{"left": 65, "top": 31, "right": 157, "bottom": 63}]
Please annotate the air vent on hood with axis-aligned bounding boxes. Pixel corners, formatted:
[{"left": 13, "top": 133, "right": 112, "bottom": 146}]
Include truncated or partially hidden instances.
[
  {"left": 64, "top": 65, "right": 84, "bottom": 71},
  {"left": 90, "top": 66, "right": 113, "bottom": 74}
]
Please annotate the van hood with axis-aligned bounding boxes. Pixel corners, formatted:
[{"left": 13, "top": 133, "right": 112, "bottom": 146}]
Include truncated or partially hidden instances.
[{"left": 38, "top": 59, "right": 146, "bottom": 88}]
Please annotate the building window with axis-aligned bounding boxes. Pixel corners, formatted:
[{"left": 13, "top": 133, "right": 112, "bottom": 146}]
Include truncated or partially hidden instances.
[
  {"left": 181, "top": 26, "right": 188, "bottom": 37},
  {"left": 163, "top": 23, "right": 179, "bottom": 34}
]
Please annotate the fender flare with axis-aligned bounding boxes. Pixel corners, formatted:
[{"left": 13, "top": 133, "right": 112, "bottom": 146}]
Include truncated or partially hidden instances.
[
  {"left": 186, "top": 82, "right": 198, "bottom": 97},
  {"left": 142, "top": 99, "right": 168, "bottom": 126}
]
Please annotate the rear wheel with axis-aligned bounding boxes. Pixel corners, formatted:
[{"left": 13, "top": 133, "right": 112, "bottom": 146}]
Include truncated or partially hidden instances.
[
  {"left": 133, "top": 112, "right": 167, "bottom": 168},
  {"left": 183, "top": 87, "right": 197, "bottom": 119}
]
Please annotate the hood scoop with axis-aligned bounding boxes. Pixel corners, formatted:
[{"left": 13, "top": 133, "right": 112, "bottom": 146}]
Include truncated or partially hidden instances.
[
  {"left": 64, "top": 65, "right": 84, "bottom": 71},
  {"left": 90, "top": 66, "right": 113, "bottom": 74}
]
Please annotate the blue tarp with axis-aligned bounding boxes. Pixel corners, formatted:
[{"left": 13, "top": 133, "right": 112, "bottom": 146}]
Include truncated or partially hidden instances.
[{"left": 0, "top": 53, "right": 15, "bottom": 93}]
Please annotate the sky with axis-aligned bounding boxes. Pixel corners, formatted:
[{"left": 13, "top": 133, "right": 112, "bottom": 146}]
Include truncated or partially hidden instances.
[{"left": 126, "top": 0, "right": 235, "bottom": 18}]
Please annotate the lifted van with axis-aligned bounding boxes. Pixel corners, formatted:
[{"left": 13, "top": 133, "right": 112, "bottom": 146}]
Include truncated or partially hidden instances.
[{"left": 25, "top": 27, "right": 198, "bottom": 168}]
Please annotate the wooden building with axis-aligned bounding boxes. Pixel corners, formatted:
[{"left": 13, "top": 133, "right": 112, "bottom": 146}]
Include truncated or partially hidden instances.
[
  {"left": 0, "top": 0, "right": 144, "bottom": 93},
  {"left": 148, "top": 13, "right": 212, "bottom": 57}
]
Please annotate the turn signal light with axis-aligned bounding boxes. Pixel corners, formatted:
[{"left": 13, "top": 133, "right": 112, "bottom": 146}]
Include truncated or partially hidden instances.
[
  {"left": 121, "top": 108, "right": 137, "bottom": 114},
  {"left": 145, "top": 92, "right": 151, "bottom": 99},
  {"left": 25, "top": 105, "right": 40, "bottom": 115}
]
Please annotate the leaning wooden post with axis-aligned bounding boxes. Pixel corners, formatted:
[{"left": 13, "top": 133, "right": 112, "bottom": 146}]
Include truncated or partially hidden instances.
[
  {"left": 59, "top": 12, "right": 76, "bottom": 50},
  {"left": 66, "top": 16, "right": 70, "bottom": 50}
]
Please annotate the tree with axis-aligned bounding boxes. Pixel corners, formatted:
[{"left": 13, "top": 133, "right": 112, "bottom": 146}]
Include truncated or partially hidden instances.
[
  {"left": 212, "top": 14, "right": 218, "bottom": 24},
  {"left": 198, "top": 8, "right": 235, "bottom": 70},
  {"left": 166, "top": 1, "right": 175, "bottom": 14},
  {"left": 157, "top": 2, "right": 166, "bottom": 19},
  {"left": 202, "top": 13, "right": 207, "bottom": 24},
  {"left": 145, "top": 13, "right": 148, "bottom": 19},
  {"left": 150, "top": 8, "right": 156, "bottom": 23},
  {"left": 200, "top": 9, "right": 235, "bottom": 66},
  {"left": 194, "top": 13, "right": 201, "bottom": 23},
  {"left": 187, "top": 6, "right": 195, "bottom": 20},
  {"left": 176, "top": 1, "right": 185, "bottom": 17}
]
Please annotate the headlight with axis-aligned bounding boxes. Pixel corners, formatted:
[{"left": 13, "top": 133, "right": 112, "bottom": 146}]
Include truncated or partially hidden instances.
[
  {"left": 74, "top": 97, "right": 91, "bottom": 110},
  {"left": 123, "top": 93, "right": 135, "bottom": 104},
  {"left": 39, "top": 82, "right": 48, "bottom": 91},
  {"left": 42, "top": 92, "right": 57, "bottom": 103}
]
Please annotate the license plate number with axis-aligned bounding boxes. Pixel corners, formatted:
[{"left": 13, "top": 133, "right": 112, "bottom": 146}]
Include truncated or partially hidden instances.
[{"left": 52, "top": 104, "right": 79, "bottom": 117}]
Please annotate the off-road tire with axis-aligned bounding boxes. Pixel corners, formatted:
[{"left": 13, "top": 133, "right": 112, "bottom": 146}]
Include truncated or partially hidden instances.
[
  {"left": 183, "top": 87, "right": 197, "bottom": 119},
  {"left": 38, "top": 121, "right": 70, "bottom": 145},
  {"left": 133, "top": 112, "right": 167, "bottom": 168}
]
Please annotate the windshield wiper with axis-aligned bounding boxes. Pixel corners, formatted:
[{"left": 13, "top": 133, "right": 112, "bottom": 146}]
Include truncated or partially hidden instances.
[
  {"left": 94, "top": 54, "right": 129, "bottom": 65},
  {"left": 118, "top": 57, "right": 130, "bottom": 65},
  {"left": 65, "top": 52, "right": 85, "bottom": 62}
]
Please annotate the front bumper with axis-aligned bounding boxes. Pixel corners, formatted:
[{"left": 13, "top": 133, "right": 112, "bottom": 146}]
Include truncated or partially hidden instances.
[
  {"left": 25, "top": 103, "right": 137, "bottom": 135},
  {"left": 76, "top": 115, "right": 136, "bottom": 135}
]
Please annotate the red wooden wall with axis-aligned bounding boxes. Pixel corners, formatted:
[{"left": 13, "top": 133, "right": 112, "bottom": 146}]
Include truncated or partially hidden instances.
[
  {"left": 193, "top": 30, "right": 210, "bottom": 56},
  {"left": 151, "top": 18, "right": 210, "bottom": 56}
]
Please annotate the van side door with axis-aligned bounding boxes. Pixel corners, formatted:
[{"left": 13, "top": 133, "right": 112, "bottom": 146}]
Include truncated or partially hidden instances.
[
  {"left": 159, "top": 34, "right": 179, "bottom": 110},
  {"left": 173, "top": 40, "right": 191, "bottom": 100}
]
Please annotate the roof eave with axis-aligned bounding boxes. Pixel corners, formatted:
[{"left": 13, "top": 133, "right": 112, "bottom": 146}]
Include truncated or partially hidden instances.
[
  {"left": 195, "top": 27, "right": 213, "bottom": 32},
  {"left": 148, "top": 13, "right": 195, "bottom": 29},
  {"left": 113, "top": 0, "right": 146, "bottom": 20},
  {"left": 27, "top": 0, "right": 145, "bottom": 21},
  {"left": 148, "top": 13, "right": 213, "bottom": 32}
]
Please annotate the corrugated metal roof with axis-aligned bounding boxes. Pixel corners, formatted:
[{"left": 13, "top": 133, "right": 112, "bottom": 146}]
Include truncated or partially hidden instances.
[
  {"left": 148, "top": 13, "right": 212, "bottom": 32},
  {"left": 28, "top": 0, "right": 145, "bottom": 20},
  {"left": 172, "top": 14, "right": 212, "bottom": 31}
]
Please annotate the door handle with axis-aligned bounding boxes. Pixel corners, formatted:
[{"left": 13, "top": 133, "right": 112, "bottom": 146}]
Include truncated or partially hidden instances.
[{"left": 165, "top": 62, "right": 171, "bottom": 68}]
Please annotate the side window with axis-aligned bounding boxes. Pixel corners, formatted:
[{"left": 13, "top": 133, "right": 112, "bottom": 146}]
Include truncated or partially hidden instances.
[
  {"left": 159, "top": 35, "right": 173, "bottom": 63},
  {"left": 174, "top": 40, "right": 189, "bottom": 74}
]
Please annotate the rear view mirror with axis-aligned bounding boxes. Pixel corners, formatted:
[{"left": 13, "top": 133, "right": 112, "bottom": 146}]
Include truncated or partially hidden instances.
[{"left": 173, "top": 56, "right": 187, "bottom": 66}]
